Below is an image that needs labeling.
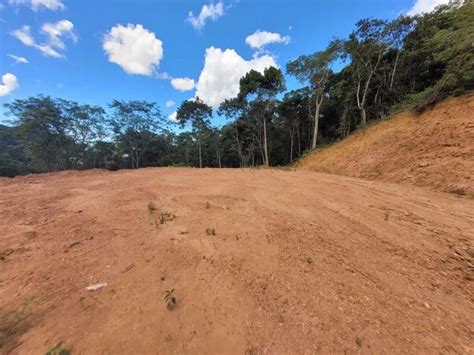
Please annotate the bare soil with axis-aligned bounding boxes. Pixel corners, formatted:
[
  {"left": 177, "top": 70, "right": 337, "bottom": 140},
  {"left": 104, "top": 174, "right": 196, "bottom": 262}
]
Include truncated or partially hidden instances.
[
  {"left": 297, "top": 94, "right": 474, "bottom": 196},
  {"left": 0, "top": 168, "right": 473, "bottom": 354}
]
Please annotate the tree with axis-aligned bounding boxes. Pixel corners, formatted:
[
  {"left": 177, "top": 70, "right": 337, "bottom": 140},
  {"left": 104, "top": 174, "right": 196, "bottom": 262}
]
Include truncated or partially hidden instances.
[
  {"left": 385, "top": 16, "right": 414, "bottom": 89},
  {"left": 4, "top": 96, "right": 73, "bottom": 172},
  {"left": 238, "top": 67, "right": 285, "bottom": 166},
  {"left": 109, "top": 100, "right": 165, "bottom": 169},
  {"left": 286, "top": 41, "right": 340, "bottom": 149},
  {"left": 59, "top": 100, "right": 107, "bottom": 168},
  {"left": 344, "top": 19, "right": 389, "bottom": 126},
  {"left": 218, "top": 97, "right": 247, "bottom": 167},
  {"left": 278, "top": 89, "right": 310, "bottom": 162},
  {"left": 176, "top": 97, "right": 212, "bottom": 168}
]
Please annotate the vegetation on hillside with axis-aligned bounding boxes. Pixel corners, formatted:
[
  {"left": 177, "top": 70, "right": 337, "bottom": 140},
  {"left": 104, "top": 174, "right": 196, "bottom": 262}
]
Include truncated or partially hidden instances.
[{"left": 1, "top": 0, "right": 472, "bottom": 176}]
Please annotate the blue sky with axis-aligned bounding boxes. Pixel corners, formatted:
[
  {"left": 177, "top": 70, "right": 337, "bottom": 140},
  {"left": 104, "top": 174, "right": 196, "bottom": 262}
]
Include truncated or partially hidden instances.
[{"left": 0, "top": 0, "right": 447, "bottom": 125}]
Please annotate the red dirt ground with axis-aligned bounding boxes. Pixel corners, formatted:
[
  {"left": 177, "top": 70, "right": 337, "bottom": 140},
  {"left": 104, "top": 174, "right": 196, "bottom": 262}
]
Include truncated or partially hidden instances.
[{"left": 0, "top": 168, "right": 473, "bottom": 354}]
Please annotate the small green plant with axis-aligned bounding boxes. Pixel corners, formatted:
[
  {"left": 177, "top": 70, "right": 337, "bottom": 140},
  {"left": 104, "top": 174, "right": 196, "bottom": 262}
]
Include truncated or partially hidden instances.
[
  {"left": 384, "top": 212, "right": 389, "bottom": 221},
  {"left": 160, "top": 211, "right": 175, "bottom": 224},
  {"left": 46, "top": 342, "right": 71, "bottom": 355},
  {"left": 205, "top": 228, "right": 216, "bottom": 236},
  {"left": 305, "top": 256, "right": 313, "bottom": 264},
  {"left": 148, "top": 201, "right": 157, "bottom": 213},
  {"left": 355, "top": 336, "right": 363, "bottom": 347},
  {"left": 205, "top": 202, "right": 210, "bottom": 209},
  {"left": 164, "top": 289, "right": 176, "bottom": 310}
]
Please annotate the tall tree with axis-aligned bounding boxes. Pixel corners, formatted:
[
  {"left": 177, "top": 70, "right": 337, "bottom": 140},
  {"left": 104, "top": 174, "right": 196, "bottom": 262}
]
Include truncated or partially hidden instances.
[
  {"left": 287, "top": 41, "right": 340, "bottom": 149},
  {"left": 4, "top": 96, "right": 72, "bottom": 172},
  {"left": 109, "top": 100, "right": 165, "bottom": 169},
  {"left": 218, "top": 97, "right": 247, "bottom": 167},
  {"left": 344, "top": 19, "right": 389, "bottom": 126},
  {"left": 176, "top": 97, "right": 212, "bottom": 168},
  {"left": 385, "top": 16, "right": 414, "bottom": 89},
  {"left": 238, "top": 67, "right": 285, "bottom": 166}
]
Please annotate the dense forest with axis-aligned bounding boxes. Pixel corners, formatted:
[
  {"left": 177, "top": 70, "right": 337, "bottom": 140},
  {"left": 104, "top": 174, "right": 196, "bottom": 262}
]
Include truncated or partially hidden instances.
[{"left": 1, "top": 0, "right": 472, "bottom": 177}]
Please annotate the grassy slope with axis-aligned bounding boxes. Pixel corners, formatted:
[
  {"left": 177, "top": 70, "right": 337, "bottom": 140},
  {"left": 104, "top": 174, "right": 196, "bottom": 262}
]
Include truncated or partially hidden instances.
[{"left": 297, "top": 94, "right": 474, "bottom": 195}]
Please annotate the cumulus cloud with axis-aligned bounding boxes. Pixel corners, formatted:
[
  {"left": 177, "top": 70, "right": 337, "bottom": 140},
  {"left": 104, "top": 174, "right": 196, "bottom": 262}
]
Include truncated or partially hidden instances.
[
  {"left": 187, "top": 1, "right": 224, "bottom": 30},
  {"left": 165, "top": 100, "right": 175, "bottom": 107},
  {"left": 8, "top": 54, "right": 29, "bottom": 64},
  {"left": 10, "top": 21, "right": 76, "bottom": 58},
  {"left": 9, "top": 0, "right": 65, "bottom": 11},
  {"left": 245, "top": 30, "right": 290, "bottom": 50},
  {"left": 0, "top": 73, "right": 19, "bottom": 96},
  {"left": 103, "top": 24, "right": 164, "bottom": 76},
  {"left": 171, "top": 77, "right": 195, "bottom": 92},
  {"left": 168, "top": 111, "right": 178, "bottom": 122},
  {"left": 195, "top": 46, "right": 278, "bottom": 108},
  {"left": 407, "top": 0, "right": 451, "bottom": 15}
]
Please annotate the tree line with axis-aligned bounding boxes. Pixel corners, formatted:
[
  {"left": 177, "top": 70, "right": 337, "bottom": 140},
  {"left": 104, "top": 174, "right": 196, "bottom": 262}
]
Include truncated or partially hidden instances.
[{"left": 1, "top": 0, "right": 472, "bottom": 177}]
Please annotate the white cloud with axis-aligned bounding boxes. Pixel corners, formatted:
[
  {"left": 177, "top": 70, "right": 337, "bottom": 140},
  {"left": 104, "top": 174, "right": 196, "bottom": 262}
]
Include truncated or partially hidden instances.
[
  {"left": 0, "top": 73, "right": 19, "bottom": 96},
  {"left": 168, "top": 111, "right": 178, "bottom": 122},
  {"left": 165, "top": 100, "right": 175, "bottom": 107},
  {"left": 36, "top": 44, "right": 62, "bottom": 57},
  {"left": 41, "top": 20, "right": 77, "bottom": 50},
  {"left": 11, "top": 26, "right": 35, "bottom": 46},
  {"left": 245, "top": 30, "right": 290, "bottom": 50},
  {"left": 187, "top": 1, "right": 224, "bottom": 30},
  {"left": 9, "top": 0, "right": 65, "bottom": 11},
  {"left": 8, "top": 54, "right": 29, "bottom": 64},
  {"left": 103, "top": 24, "right": 163, "bottom": 76},
  {"left": 407, "top": 0, "right": 451, "bottom": 15},
  {"left": 10, "top": 21, "right": 76, "bottom": 58},
  {"left": 195, "top": 46, "right": 278, "bottom": 108},
  {"left": 171, "top": 77, "right": 195, "bottom": 92}
]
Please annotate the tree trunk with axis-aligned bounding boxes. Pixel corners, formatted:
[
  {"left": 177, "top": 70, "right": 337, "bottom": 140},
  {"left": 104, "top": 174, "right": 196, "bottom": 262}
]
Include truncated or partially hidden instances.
[
  {"left": 234, "top": 126, "right": 243, "bottom": 168},
  {"left": 390, "top": 51, "right": 401, "bottom": 89},
  {"left": 198, "top": 140, "right": 202, "bottom": 168},
  {"left": 289, "top": 133, "right": 294, "bottom": 164},
  {"left": 216, "top": 149, "right": 221, "bottom": 168},
  {"left": 135, "top": 150, "right": 140, "bottom": 169},
  {"left": 262, "top": 116, "right": 269, "bottom": 166},
  {"left": 312, "top": 103, "right": 320, "bottom": 150},
  {"left": 297, "top": 127, "right": 301, "bottom": 157},
  {"left": 361, "top": 108, "right": 367, "bottom": 126}
]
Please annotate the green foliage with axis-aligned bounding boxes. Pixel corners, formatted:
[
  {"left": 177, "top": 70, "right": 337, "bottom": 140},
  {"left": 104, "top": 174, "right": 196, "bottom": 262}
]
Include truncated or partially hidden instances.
[{"left": 109, "top": 100, "right": 166, "bottom": 169}]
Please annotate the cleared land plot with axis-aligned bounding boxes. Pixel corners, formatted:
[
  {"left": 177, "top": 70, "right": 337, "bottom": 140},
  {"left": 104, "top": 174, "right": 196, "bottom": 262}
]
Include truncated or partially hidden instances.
[{"left": 0, "top": 168, "right": 473, "bottom": 353}]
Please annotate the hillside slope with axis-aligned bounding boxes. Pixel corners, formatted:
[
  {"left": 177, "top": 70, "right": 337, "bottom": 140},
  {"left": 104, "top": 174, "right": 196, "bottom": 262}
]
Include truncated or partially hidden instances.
[{"left": 297, "top": 94, "right": 474, "bottom": 195}]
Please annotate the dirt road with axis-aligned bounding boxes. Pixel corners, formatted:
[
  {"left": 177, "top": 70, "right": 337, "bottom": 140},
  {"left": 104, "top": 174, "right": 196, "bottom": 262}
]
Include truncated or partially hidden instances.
[{"left": 1, "top": 168, "right": 473, "bottom": 354}]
